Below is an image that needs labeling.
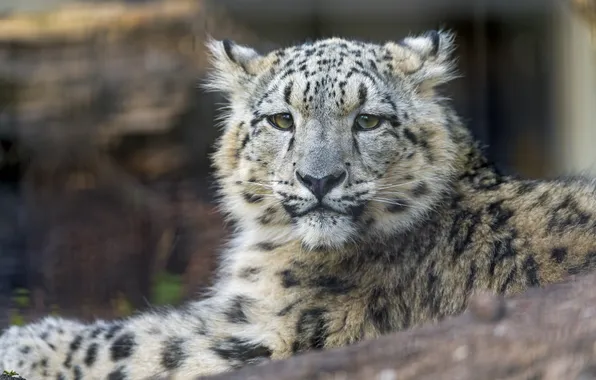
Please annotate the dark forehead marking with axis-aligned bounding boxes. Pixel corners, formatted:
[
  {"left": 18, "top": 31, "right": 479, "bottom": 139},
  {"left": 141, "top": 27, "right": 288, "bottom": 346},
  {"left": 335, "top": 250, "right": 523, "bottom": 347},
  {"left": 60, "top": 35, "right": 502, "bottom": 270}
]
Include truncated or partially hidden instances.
[
  {"left": 280, "top": 68, "right": 296, "bottom": 80},
  {"left": 278, "top": 39, "right": 379, "bottom": 62},
  {"left": 381, "top": 94, "right": 398, "bottom": 113},
  {"left": 275, "top": 46, "right": 379, "bottom": 78},
  {"left": 284, "top": 82, "right": 293, "bottom": 104},
  {"left": 253, "top": 81, "right": 281, "bottom": 109},
  {"left": 256, "top": 40, "right": 403, "bottom": 115},
  {"left": 358, "top": 83, "right": 368, "bottom": 107}
]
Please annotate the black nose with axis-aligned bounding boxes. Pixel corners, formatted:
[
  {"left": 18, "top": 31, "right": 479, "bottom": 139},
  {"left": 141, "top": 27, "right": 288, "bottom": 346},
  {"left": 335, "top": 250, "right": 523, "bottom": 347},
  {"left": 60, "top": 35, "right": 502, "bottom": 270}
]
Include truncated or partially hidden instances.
[{"left": 295, "top": 170, "right": 347, "bottom": 200}]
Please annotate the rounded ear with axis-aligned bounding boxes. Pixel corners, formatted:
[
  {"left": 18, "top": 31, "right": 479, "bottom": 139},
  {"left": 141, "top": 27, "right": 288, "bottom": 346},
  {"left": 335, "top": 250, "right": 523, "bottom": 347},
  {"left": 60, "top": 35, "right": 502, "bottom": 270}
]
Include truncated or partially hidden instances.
[
  {"left": 204, "top": 37, "right": 264, "bottom": 96},
  {"left": 384, "top": 30, "right": 458, "bottom": 96},
  {"left": 399, "top": 30, "right": 455, "bottom": 61}
]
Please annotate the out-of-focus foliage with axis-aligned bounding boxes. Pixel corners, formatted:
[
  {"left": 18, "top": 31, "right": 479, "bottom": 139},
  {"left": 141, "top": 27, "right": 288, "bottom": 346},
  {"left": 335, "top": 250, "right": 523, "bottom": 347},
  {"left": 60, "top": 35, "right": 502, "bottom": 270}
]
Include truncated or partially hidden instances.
[{"left": 151, "top": 271, "right": 184, "bottom": 307}]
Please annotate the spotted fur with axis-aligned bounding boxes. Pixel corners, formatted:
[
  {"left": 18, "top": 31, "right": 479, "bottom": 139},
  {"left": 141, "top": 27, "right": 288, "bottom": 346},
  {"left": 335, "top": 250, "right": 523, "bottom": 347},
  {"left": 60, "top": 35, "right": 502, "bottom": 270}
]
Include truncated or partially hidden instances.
[{"left": 2, "top": 30, "right": 596, "bottom": 379}]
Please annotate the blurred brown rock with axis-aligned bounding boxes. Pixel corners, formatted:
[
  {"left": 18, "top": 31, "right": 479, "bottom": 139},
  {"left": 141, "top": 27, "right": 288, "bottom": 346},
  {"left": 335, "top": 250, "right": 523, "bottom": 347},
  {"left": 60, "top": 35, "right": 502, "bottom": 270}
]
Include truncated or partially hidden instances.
[
  {"left": 0, "top": 0, "right": 257, "bottom": 321},
  {"left": 179, "top": 199, "right": 227, "bottom": 299}
]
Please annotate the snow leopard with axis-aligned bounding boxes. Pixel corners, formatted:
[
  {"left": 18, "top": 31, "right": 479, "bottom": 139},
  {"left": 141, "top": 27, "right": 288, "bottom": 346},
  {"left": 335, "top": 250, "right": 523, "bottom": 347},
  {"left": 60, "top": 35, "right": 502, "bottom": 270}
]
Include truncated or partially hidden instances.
[{"left": 1, "top": 30, "right": 596, "bottom": 380}]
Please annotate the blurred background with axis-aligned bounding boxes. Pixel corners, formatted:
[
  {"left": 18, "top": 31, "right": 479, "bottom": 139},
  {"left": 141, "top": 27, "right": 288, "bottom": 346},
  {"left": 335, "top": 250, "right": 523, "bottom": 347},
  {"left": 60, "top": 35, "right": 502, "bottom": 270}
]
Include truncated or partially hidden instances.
[{"left": 0, "top": 0, "right": 594, "bottom": 327}]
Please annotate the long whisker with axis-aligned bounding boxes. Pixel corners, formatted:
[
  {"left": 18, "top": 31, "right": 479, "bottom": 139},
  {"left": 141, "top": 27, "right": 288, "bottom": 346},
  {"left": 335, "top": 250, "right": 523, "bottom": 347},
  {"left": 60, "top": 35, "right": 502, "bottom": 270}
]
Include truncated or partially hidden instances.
[
  {"left": 371, "top": 197, "right": 407, "bottom": 201},
  {"left": 373, "top": 192, "right": 410, "bottom": 198},
  {"left": 237, "top": 179, "right": 285, "bottom": 184},
  {"left": 255, "top": 180, "right": 285, "bottom": 184},
  {"left": 245, "top": 183, "right": 275, "bottom": 190},
  {"left": 370, "top": 198, "right": 410, "bottom": 206}
]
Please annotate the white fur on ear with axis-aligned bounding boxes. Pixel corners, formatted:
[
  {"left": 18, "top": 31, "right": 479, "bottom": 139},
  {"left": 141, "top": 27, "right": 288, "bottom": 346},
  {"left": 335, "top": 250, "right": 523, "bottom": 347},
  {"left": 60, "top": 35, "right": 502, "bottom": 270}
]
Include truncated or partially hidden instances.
[
  {"left": 385, "top": 30, "right": 458, "bottom": 95},
  {"left": 204, "top": 37, "right": 264, "bottom": 96},
  {"left": 400, "top": 30, "right": 454, "bottom": 60}
]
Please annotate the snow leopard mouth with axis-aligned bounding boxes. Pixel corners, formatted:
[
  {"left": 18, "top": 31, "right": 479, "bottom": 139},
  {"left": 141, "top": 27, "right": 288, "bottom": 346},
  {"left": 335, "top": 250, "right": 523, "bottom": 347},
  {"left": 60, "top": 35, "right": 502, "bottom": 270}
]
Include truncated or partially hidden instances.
[
  {"left": 283, "top": 203, "right": 338, "bottom": 218},
  {"left": 284, "top": 201, "right": 366, "bottom": 220}
]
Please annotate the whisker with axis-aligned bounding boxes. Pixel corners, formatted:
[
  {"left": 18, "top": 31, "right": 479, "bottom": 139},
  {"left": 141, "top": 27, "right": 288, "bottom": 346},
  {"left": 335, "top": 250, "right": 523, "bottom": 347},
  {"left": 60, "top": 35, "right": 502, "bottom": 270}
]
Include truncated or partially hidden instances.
[
  {"left": 237, "top": 179, "right": 285, "bottom": 184},
  {"left": 371, "top": 199, "right": 407, "bottom": 205},
  {"left": 370, "top": 198, "right": 409, "bottom": 206},
  {"left": 374, "top": 193, "right": 409, "bottom": 199},
  {"left": 371, "top": 196, "right": 406, "bottom": 201},
  {"left": 246, "top": 183, "right": 275, "bottom": 190}
]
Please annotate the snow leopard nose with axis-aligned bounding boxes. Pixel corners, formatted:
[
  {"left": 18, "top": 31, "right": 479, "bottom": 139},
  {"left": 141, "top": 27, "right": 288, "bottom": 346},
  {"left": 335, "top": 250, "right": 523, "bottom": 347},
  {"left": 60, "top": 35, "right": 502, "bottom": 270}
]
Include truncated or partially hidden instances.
[{"left": 295, "top": 170, "right": 347, "bottom": 201}]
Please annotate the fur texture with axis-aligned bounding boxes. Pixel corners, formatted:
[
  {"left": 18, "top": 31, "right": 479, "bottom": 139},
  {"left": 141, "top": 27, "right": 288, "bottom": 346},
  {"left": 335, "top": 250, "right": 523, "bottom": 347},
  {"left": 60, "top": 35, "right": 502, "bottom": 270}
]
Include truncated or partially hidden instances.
[{"left": 2, "top": 31, "right": 596, "bottom": 379}]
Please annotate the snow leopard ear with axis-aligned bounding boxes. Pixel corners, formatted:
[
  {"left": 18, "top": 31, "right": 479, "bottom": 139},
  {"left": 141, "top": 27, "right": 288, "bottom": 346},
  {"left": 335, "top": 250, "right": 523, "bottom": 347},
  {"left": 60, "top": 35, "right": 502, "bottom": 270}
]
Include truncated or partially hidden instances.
[
  {"left": 205, "top": 38, "right": 265, "bottom": 96},
  {"left": 384, "top": 30, "right": 458, "bottom": 96}
]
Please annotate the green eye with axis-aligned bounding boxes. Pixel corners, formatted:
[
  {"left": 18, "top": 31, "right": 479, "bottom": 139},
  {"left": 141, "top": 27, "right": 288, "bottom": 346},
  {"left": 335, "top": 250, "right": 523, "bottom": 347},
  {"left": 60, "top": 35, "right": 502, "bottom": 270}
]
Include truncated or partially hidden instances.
[
  {"left": 354, "top": 114, "right": 382, "bottom": 130},
  {"left": 267, "top": 113, "right": 294, "bottom": 130}
]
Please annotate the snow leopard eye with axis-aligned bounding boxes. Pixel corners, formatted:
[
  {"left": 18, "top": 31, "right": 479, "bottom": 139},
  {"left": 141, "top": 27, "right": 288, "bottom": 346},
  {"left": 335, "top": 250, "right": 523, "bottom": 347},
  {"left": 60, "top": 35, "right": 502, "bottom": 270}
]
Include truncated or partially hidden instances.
[
  {"left": 267, "top": 113, "right": 294, "bottom": 131},
  {"left": 354, "top": 114, "right": 382, "bottom": 131}
]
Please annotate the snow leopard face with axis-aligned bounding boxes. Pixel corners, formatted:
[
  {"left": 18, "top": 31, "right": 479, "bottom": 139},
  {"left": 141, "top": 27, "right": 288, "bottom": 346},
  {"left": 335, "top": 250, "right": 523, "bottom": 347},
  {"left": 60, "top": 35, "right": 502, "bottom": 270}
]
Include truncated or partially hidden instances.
[{"left": 208, "top": 31, "right": 461, "bottom": 249}]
